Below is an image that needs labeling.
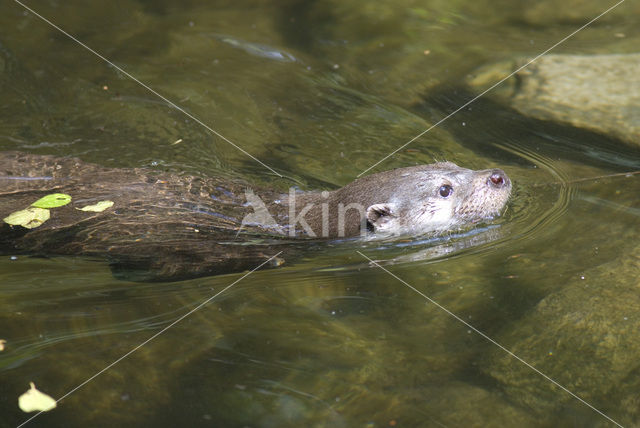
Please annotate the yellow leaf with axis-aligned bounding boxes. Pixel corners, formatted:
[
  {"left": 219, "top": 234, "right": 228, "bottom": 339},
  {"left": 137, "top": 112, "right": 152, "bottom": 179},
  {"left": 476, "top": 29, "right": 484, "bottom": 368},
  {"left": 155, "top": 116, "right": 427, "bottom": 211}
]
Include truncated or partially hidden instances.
[
  {"left": 18, "top": 382, "right": 57, "bottom": 413},
  {"left": 0, "top": 339, "right": 5, "bottom": 351},
  {"left": 3, "top": 207, "right": 50, "bottom": 229},
  {"left": 76, "top": 200, "right": 114, "bottom": 212}
]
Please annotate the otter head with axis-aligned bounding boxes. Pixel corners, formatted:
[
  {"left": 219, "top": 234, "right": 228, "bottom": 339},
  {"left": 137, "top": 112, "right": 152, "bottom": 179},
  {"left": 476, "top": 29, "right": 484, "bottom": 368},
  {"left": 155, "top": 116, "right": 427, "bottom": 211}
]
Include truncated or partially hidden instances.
[{"left": 335, "top": 162, "right": 512, "bottom": 237}]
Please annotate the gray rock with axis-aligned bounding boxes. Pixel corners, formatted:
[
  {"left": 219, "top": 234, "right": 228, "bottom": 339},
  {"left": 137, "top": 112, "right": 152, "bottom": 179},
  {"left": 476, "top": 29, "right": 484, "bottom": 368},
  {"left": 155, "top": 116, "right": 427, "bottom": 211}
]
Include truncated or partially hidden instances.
[{"left": 469, "top": 53, "right": 640, "bottom": 147}]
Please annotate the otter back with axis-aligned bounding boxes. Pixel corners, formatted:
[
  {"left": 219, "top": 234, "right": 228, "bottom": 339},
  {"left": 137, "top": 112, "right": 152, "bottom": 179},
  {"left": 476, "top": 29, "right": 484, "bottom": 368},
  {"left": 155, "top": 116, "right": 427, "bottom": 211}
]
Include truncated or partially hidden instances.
[{"left": 0, "top": 152, "right": 511, "bottom": 281}]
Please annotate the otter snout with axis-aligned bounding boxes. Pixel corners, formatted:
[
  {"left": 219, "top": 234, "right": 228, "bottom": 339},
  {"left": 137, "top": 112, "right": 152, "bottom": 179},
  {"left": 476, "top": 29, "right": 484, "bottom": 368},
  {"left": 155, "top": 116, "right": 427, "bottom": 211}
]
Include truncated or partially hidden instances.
[{"left": 487, "top": 169, "right": 510, "bottom": 189}]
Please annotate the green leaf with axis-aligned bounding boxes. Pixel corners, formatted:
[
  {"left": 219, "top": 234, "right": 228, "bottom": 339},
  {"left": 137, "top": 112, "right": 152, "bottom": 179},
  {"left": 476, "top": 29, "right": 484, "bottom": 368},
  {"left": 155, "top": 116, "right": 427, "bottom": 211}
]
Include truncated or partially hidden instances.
[
  {"left": 3, "top": 207, "right": 50, "bottom": 229},
  {"left": 31, "top": 193, "right": 72, "bottom": 208},
  {"left": 76, "top": 200, "right": 114, "bottom": 212}
]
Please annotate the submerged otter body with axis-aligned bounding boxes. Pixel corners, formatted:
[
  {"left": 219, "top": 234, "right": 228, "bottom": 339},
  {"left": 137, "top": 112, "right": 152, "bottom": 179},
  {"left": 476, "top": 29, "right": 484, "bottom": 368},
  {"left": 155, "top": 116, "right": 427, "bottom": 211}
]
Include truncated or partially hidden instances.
[{"left": 0, "top": 152, "right": 511, "bottom": 281}]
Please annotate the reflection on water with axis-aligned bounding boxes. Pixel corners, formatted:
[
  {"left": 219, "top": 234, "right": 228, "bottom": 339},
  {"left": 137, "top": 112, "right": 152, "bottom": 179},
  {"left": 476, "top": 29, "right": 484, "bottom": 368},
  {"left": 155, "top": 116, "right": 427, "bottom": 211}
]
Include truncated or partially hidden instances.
[{"left": 2, "top": 0, "right": 640, "bottom": 427}]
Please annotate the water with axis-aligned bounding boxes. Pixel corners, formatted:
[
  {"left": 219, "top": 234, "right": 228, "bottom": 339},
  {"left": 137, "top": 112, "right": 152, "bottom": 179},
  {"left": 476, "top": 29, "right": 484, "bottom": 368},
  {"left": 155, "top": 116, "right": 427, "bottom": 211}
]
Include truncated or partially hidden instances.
[{"left": 1, "top": 0, "right": 639, "bottom": 427}]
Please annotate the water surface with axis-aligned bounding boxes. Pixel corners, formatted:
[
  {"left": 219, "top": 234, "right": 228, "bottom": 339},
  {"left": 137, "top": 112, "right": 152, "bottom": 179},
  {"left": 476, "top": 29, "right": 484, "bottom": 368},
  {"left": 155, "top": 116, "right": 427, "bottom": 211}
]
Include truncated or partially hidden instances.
[{"left": 1, "top": 0, "right": 639, "bottom": 427}]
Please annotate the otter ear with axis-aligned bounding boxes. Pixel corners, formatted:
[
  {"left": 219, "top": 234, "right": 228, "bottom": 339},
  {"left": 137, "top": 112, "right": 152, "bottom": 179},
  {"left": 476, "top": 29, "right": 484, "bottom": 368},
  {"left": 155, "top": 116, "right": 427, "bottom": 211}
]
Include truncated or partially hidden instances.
[{"left": 366, "top": 203, "right": 396, "bottom": 232}]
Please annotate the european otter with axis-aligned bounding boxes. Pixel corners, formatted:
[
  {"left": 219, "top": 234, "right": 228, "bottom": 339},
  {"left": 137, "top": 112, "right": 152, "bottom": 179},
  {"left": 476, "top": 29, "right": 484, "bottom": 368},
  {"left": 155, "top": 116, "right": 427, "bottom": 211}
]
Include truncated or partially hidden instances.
[{"left": 0, "top": 152, "right": 511, "bottom": 281}]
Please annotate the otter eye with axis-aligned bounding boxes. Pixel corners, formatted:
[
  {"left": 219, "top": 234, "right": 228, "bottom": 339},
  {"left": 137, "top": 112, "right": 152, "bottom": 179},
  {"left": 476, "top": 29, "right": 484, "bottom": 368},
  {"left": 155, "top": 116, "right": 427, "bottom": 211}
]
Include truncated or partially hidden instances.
[{"left": 439, "top": 184, "right": 453, "bottom": 198}]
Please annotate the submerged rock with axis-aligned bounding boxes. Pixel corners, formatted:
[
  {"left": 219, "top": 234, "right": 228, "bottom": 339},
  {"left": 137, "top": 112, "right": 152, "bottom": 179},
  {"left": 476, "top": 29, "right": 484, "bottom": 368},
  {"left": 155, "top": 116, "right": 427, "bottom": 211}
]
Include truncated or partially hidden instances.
[
  {"left": 519, "top": 0, "right": 639, "bottom": 25},
  {"left": 482, "top": 243, "right": 640, "bottom": 426}
]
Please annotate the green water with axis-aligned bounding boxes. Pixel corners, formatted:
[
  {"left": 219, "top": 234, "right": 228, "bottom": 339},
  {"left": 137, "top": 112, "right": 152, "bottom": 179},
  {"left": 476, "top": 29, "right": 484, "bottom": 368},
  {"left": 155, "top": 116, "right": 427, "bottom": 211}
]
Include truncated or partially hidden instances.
[{"left": 1, "top": 0, "right": 640, "bottom": 427}]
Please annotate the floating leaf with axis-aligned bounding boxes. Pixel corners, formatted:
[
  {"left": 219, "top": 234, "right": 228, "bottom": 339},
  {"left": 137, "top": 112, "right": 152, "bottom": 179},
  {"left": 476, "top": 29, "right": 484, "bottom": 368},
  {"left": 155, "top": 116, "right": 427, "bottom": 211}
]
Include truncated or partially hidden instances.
[
  {"left": 76, "top": 200, "right": 114, "bottom": 212},
  {"left": 18, "top": 382, "right": 57, "bottom": 413},
  {"left": 3, "top": 207, "right": 50, "bottom": 229},
  {"left": 31, "top": 193, "right": 72, "bottom": 209}
]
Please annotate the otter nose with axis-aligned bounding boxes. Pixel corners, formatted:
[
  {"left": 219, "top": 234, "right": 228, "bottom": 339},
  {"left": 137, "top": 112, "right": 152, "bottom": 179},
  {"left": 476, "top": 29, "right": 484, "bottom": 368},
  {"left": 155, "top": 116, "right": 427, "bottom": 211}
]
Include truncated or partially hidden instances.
[{"left": 487, "top": 169, "right": 510, "bottom": 188}]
